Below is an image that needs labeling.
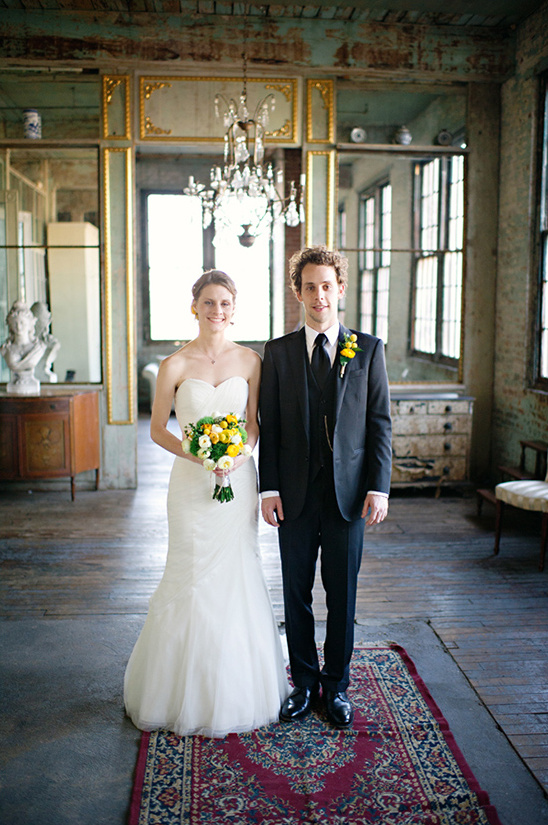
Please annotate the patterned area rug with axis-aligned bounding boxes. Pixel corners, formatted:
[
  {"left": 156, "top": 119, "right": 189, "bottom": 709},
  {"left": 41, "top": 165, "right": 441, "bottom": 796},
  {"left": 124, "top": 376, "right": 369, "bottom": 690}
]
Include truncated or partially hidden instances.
[{"left": 129, "top": 644, "right": 502, "bottom": 825}]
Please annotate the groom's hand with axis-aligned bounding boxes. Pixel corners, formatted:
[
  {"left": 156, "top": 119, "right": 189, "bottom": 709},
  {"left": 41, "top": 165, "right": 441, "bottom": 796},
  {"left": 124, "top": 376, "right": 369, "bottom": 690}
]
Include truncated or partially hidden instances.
[
  {"left": 261, "top": 495, "right": 284, "bottom": 527},
  {"left": 362, "top": 493, "right": 389, "bottom": 526}
]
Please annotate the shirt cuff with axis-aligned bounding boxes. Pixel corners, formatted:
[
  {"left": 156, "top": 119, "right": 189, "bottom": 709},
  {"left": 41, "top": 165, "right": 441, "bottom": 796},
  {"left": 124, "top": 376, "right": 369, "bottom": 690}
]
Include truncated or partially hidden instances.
[
  {"left": 367, "top": 490, "right": 389, "bottom": 498},
  {"left": 260, "top": 490, "right": 280, "bottom": 500}
]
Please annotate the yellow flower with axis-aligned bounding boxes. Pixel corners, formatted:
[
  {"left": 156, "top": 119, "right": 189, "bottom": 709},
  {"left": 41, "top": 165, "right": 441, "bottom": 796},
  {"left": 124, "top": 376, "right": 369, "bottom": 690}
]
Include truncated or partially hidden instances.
[
  {"left": 220, "top": 420, "right": 228, "bottom": 429},
  {"left": 227, "top": 443, "right": 240, "bottom": 457},
  {"left": 341, "top": 348, "right": 356, "bottom": 359},
  {"left": 219, "top": 431, "right": 231, "bottom": 443},
  {"left": 226, "top": 414, "right": 237, "bottom": 424},
  {"left": 350, "top": 333, "right": 358, "bottom": 343},
  {"left": 210, "top": 432, "right": 220, "bottom": 444}
]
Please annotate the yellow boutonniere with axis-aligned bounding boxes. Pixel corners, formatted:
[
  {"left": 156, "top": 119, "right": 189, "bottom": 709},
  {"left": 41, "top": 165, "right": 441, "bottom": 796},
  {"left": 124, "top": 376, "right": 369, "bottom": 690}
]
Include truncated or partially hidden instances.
[{"left": 339, "top": 332, "right": 361, "bottom": 378}]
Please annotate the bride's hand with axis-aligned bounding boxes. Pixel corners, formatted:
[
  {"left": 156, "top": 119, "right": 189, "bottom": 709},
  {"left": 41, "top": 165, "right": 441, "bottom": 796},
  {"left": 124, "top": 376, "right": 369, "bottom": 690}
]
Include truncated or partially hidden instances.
[{"left": 213, "top": 453, "right": 250, "bottom": 477}]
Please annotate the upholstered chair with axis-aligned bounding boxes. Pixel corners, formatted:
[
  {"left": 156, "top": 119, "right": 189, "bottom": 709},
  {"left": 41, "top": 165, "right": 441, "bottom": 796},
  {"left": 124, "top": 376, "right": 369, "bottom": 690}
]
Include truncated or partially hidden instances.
[{"left": 494, "top": 470, "right": 548, "bottom": 571}]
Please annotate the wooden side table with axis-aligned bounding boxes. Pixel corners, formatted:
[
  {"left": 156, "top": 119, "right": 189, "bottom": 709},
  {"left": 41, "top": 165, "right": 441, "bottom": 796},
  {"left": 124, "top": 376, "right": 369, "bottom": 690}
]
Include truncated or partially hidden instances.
[{"left": 0, "top": 389, "right": 100, "bottom": 500}]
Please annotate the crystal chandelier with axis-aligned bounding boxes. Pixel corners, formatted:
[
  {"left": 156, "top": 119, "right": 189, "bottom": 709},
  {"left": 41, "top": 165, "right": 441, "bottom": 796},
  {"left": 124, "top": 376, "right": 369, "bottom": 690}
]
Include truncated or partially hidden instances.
[{"left": 184, "top": 45, "right": 304, "bottom": 246}]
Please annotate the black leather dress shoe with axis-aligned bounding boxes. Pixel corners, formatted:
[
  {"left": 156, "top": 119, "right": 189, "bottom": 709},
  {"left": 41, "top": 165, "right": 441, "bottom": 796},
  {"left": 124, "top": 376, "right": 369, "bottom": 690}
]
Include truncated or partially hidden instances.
[
  {"left": 279, "top": 686, "right": 319, "bottom": 722},
  {"left": 324, "top": 690, "right": 354, "bottom": 728}
]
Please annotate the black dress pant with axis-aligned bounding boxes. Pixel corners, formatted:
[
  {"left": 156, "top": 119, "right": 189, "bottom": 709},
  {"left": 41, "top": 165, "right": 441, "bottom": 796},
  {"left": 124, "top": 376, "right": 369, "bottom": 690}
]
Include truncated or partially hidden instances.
[{"left": 278, "top": 468, "right": 365, "bottom": 692}]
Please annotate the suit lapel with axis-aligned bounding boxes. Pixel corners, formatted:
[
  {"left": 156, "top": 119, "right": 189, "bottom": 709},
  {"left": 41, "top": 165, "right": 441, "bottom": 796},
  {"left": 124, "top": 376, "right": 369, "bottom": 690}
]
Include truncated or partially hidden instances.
[
  {"left": 287, "top": 327, "right": 309, "bottom": 432},
  {"left": 335, "top": 323, "right": 355, "bottom": 419}
]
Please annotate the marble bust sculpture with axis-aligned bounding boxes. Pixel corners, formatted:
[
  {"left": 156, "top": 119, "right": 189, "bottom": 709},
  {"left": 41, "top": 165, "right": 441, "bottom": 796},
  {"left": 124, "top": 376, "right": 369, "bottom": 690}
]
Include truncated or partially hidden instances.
[
  {"left": 31, "top": 301, "right": 60, "bottom": 383},
  {"left": 1, "top": 300, "right": 47, "bottom": 394}
]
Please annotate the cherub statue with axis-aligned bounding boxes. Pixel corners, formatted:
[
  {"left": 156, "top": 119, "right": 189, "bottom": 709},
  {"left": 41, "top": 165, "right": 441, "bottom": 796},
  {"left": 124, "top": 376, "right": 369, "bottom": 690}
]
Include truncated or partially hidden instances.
[
  {"left": 31, "top": 301, "right": 60, "bottom": 383},
  {"left": 1, "top": 300, "right": 47, "bottom": 394}
]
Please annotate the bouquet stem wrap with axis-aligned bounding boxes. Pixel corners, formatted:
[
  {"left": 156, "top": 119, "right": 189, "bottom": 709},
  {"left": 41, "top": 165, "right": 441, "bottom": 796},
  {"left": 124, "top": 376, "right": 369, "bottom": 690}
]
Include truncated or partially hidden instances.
[{"left": 213, "top": 474, "right": 234, "bottom": 503}]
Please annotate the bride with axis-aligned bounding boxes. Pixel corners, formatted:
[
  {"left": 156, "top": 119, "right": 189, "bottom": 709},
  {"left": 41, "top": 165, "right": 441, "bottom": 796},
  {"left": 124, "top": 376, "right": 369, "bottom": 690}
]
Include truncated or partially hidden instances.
[{"left": 124, "top": 269, "right": 290, "bottom": 737}]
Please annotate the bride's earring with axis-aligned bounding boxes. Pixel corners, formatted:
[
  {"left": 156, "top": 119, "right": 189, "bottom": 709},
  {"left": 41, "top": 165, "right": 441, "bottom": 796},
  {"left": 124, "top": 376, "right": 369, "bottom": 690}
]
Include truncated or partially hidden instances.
[{"left": 192, "top": 306, "right": 198, "bottom": 320}]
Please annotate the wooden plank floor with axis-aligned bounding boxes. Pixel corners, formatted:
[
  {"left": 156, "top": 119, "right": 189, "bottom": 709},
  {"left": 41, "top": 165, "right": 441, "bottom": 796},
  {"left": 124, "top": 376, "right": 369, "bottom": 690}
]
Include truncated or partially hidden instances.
[{"left": 1, "top": 413, "right": 547, "bottom": 794}]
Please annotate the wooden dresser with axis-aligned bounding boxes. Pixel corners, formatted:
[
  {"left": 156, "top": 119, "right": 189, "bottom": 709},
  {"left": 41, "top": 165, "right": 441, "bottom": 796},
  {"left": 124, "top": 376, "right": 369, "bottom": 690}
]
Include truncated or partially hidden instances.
[
  {"left": 0, "top": 389, "right": 100, "bottom": 499},
  {"left": 390, "top": 394, "right": 474, "bottom": 488}
]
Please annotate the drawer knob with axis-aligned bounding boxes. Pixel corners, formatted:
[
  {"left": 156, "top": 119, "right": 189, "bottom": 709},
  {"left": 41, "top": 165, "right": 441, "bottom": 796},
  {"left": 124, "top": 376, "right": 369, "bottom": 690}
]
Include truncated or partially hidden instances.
[
  {"left": 444, "top": 441, "right": 452, "bottom": 452},
  {"left": 443, "top": 422, "right": 453, "bottom": 431},
  {"left": 445, "top": 404, "right": 453, "bottom": 413}
]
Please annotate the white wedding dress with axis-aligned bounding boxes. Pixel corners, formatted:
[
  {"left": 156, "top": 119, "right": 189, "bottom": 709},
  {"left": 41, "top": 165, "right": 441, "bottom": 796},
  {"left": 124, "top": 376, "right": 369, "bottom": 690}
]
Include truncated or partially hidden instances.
[{"left": 124, "top": 376, "right": 289, "bottom": 737}]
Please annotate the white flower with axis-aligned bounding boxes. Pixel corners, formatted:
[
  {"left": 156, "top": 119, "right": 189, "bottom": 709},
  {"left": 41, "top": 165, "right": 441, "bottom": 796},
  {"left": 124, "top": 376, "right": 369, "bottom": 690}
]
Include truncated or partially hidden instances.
[
  {"left": 241, "top": 444, "right": 253, "bottom": 457},
  {"left": 216, "top": 455, "right": 234, "bottom": 471},
  {"left": 203, "top": 458, "right": 216, "bottom": 471},
  {"left": 181, "top": 439, "right": 191, "bottom": 453},
  {"left": 211, "top": 424, "right": 223, "bottom": 434},
  {"left": 198, "top": 434, "right": 211, "bottom": 449},
  {"left": 230, "top": 433, "right": 242, "bottom": 445},
  {"left": 211, "top": 411, "right": 222, "bottom": 419},
  {"left": 197, "top": 447, "right": 211, "bottom": 459}
]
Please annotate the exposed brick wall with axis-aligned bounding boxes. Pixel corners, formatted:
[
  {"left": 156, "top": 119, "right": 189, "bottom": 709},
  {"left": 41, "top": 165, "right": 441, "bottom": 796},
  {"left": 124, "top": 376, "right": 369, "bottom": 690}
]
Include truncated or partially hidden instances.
[
  {"left": 492, "top": 1, "right": 548, "bottom": 479},
  {"left": 283, "top": 148, "right": 304, "bottom": 334}
]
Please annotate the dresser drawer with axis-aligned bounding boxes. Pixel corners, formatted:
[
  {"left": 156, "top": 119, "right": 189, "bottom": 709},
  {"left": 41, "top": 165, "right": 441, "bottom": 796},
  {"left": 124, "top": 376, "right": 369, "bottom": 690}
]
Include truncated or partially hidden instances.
[
  {"left": 392, "top": 433, "right": 470, "bottom": 458},
  {"left": 392, "top": 414, "right": 473, "bottom": 437}
]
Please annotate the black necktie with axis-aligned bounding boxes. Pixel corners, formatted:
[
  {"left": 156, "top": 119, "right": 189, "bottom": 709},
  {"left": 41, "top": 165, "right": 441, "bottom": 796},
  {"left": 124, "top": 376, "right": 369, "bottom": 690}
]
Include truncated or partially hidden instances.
[{"left": 311, "top": 332, "right": 330, "bottom": 386}]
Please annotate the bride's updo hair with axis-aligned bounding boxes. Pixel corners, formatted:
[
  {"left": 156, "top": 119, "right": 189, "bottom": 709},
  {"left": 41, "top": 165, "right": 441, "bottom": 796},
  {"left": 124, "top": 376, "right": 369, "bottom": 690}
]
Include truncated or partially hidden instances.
[{"left": 192, "top": 270, "right": 237, "bottom": 302}]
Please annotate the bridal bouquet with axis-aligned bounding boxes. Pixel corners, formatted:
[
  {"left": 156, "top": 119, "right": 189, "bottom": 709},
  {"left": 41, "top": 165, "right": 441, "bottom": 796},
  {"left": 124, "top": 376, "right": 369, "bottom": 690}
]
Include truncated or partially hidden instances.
[{"left": 181, "top": 412, "right": 252, "bottom": 503}]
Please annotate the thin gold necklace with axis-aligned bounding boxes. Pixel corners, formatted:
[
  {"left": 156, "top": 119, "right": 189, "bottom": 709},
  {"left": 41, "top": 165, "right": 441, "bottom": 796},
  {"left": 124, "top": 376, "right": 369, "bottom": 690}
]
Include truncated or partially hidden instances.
[{"left": 196, "top": 345, "right": 224, "bottom": 365}]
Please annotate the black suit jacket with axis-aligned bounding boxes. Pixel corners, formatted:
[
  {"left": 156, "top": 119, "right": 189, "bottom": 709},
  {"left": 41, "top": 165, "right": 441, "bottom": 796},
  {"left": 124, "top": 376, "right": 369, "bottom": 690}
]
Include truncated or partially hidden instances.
[{"left": 259, "top": 324, "right": 392, "bottom": 522}]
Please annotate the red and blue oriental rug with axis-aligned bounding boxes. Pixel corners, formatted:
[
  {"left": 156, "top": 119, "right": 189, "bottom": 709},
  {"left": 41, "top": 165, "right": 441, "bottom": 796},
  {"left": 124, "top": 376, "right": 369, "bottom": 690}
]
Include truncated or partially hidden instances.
[{"left": 129, "top": 644, "right": 502, "bottom": 825}]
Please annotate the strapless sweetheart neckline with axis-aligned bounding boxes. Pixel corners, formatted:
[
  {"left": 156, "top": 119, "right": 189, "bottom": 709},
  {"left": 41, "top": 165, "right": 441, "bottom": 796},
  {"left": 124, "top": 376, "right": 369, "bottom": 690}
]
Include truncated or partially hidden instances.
[{"left": 177, "top": 375, "right": 248, "bottom": 392}]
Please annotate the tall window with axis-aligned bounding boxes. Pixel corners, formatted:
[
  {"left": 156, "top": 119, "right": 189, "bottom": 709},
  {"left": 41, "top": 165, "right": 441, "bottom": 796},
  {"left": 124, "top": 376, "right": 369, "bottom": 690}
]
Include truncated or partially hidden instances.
[
  {"left": 145, "top": 193, "right": 270, "bottom": 343},
  {"left": 412, "top": 156, "right": 464, "bottom": 362},
  {"left": 359, "top": 181, "right": 391, "bottom": 342},
  {"left": 537, "top": 73, "right": 548, "bottom": 384}
]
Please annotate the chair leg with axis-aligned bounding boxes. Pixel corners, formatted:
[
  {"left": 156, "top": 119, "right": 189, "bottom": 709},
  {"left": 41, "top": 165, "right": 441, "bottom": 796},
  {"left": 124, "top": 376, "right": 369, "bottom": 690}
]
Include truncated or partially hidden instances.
[
  {"left": 494, "top": 499, "right": 504, "bottom": 555},
  {"left": 540, "top": 513, "right": 548, "bottom": 572}
]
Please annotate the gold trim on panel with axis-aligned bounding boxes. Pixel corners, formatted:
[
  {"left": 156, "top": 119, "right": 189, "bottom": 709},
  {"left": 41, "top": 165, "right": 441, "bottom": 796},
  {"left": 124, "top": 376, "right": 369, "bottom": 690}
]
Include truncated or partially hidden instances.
[
  {"left": 305, "top": 150, "right": 336, "bottom": 250},
  {"left": 102, "top": 147, "right": 135, "bottom": 425},
  {"left": 306, "top": 79, "right": 335, "bottom": 145},
  {"left": 102, "top": 75, "right": 131, "bottom": 140},
  {"left": 138, "top": 76, "right": 298, "bottom": 144},
  {"left": 143, "top": 116, "right": 172, "bottom": 137}
]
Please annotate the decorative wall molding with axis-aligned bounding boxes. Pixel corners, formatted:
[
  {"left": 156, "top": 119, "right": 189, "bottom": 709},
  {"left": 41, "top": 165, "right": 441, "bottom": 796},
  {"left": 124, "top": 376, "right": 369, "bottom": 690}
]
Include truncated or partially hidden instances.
[
  {"left": 138, "top": 75, "right": 299, "bottom": 144},
  {"left": 306, "top": 79, "right": 335, "bottom": 144},
  {"left": 102, "top": 146, "right": 135, "bottom": 425},
  {"left": 102, "top": 75, "right": 131, "bottom": 140}
]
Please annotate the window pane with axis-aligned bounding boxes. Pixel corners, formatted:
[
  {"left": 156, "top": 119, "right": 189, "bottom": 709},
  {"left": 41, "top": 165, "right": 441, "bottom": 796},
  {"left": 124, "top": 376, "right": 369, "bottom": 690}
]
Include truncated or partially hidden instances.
[
  {"left": 448, "top": 155, "right": 464, "bottom": 251},
  {"left": 364, "top": 197, "right": 375, "bottom": 271},
  {"left": 376, "top": 265, "right": 390, "bottom": 343},
  {"left": 414, "top": 256, "right": 437, "bottom": 354},
  {"left": 380, "top": 184, "right": 392, "bottom": 267},
  {"left": 360, "top": 270, "right": 374, "bottom": 334},
  {"left": 421, "top": 159, "right": 440, "bottom": 252},
  {"left": 213, "top": 217, "right": 270, "bottom": 341},
  {"left": 148, "top": 194, "right": 204, "bottom": 342},
  {"left": 541, "top": 236, "right": 548, "bottom": 378},
  {"left": 442, "top": 251, "right": 462, "bottom": 359},
  {"left": 441, "top": 157, "right": 464, "bottom": 359}
]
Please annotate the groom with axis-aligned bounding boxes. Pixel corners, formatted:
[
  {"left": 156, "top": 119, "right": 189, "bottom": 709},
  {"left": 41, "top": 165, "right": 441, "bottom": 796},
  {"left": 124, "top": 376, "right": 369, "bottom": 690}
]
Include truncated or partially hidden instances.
[{"left": 259, "top": 245, "right": 392, "bottom": 729}]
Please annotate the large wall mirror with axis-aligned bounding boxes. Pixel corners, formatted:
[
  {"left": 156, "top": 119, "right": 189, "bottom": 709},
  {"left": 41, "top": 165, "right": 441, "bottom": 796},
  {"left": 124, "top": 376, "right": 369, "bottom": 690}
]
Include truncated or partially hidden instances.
[
  {"left": 338, "top": 149, "right": 466, "bottom": 383},
  {"left": 0, "top": 147, "right": 101, "bottom": 384},
  {"left": 336, "top": 81, "right": 467, "bottom": 384}
]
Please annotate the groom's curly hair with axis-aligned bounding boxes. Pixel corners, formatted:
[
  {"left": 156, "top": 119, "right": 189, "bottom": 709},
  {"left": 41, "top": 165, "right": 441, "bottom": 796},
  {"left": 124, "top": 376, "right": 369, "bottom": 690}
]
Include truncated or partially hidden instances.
[{"left": 288, "top": 245, "right": 348, "bottom": 297}]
